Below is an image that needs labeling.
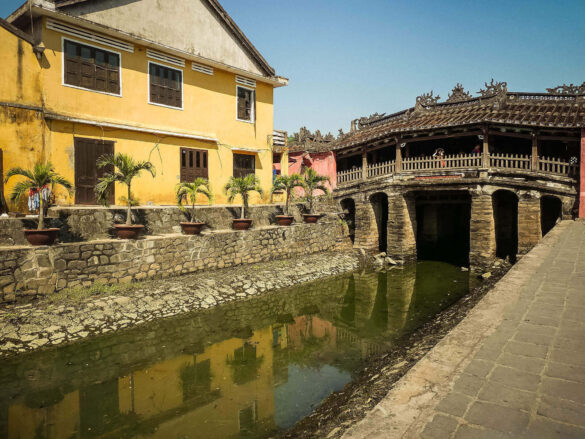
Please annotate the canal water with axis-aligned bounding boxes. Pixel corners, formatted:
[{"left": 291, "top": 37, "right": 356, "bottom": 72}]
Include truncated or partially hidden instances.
[{"left": 0, "top": 261, "right": 477, "bottom": 439}]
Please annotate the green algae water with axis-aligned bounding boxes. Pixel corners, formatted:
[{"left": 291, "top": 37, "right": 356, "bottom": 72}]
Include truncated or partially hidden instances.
[{"left": 0, "top": 261, "right": 477, "bottom": 439}]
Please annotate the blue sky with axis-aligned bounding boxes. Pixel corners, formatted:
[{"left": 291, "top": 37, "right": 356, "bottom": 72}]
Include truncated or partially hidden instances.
[{"left": 3, "top": 1, "right": 585, "bottom": 135}]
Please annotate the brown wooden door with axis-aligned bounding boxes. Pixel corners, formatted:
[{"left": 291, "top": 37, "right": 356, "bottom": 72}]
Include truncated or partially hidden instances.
[{"left": 74, "top": 138, "right": 114, "bottom": 205}]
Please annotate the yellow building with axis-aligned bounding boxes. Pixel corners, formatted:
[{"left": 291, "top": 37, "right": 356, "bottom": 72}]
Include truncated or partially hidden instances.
[{"left": 1, "top": 0, "right": 288, "bottom": 209}]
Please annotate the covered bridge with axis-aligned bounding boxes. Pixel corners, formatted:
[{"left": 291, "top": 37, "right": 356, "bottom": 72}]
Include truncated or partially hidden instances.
[{"left": 332, "top": 81, "right": 585, "bottom": 267}]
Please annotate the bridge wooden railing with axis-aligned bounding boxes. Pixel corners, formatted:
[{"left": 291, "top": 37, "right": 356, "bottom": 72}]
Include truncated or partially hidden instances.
[
  {"left": 539, "top": 156, "right": 579, "bottom": 177},
  {"left": 337, "top": 167, "right": 363, "bottom": 184},
  {"left": 489, "top": 153, "right": 531, "bottom": 170},
  {"left": 367, "top": 160, "right": 396, "bottom": 177},
  {"left": 402, "top": 153, "right": 482, "bottom": 171},
  {"left": 336, "top": 152, "right": 577, "bottom": 185}
]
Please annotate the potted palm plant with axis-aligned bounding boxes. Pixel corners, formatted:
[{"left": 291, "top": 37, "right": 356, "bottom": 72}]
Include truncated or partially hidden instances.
[
  {"left": 271, "top": 174, "right": 304, "bottom": 226},
  {"left": 224, "top": 174, "right": 263, "bottom": 231},
  {"left": 303, "top": 168, "right": 330, "bottom": 223},
  {"left": 95, "top": 152, "right": 156, "bottom": 239},
  {"left": 4, "top": 162, "right": 73, "bottom": 246},
  {"left": 176, "top": 177, "right": 213, "bottom": 235}
]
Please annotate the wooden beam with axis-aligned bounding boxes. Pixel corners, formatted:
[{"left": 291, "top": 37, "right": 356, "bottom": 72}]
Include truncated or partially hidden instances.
[
  {"left": 482, "top": 126, "right": 489, "bottom": 168},
  {"left": 395, "top": 140, "right": 403, "bottom": 172},
  {"left": 401, "top": 131, "right": 483, "bottom": 143},
  {"left": 362, "top": 148, "right": 368, "bottom": 181},
  {"left": 531, "top": 133, "right": 539, "bottom": 170},
  {"left": 489, "top": 130, "right": 580, "bottom": 142}
]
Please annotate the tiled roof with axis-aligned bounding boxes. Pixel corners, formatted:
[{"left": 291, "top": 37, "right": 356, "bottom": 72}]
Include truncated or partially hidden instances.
[{"left": 333, "top": 91, "right": 585, "bottom": 150}]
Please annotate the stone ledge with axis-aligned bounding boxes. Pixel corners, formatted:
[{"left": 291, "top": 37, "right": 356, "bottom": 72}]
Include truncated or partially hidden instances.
[{"left": 0, "top": 218, "right": 352, "bottom": 303}]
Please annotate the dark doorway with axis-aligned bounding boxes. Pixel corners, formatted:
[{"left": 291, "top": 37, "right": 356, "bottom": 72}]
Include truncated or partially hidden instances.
[
  {"left": 74, "top": 137, "right": 115, "bottom": 205},
  {"left": 493, "top": 190, "right": 518, "bottom": 261},
  {"left": 541, "top": 196, "right": 562, "bottom": 236},
  {"left": 415, "top": 191, "right": 471, "bottom": 266},
  {"left": 340, "top": 198, "right": 356, "bottom": 244},
  {"left": 370, "top": 193, "right": 388, "bottom": 252}
]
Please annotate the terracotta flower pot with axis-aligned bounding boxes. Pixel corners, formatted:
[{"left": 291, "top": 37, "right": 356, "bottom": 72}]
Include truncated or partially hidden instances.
[
  {"left": 180, "top": 222, "right": 204, "bottom": 235},
  {"left": 276, "top": 215, "right": 294, "bottom": 226},
  {"left": 303, "top": 214, "right": 323, "bottom": 224},
  {"left": 24, "top": 228, "right": 59, "bottom": 246},
  {"left": 114, "top": 224, "right": 144, "bottom": 239},
  {"left": 232, "top": 219, "right": 252, "bottom": 231}
]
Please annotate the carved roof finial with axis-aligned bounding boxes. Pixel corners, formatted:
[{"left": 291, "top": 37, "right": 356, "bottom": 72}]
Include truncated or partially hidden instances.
[
  {"left": 478, "top": 79, "right": 507, "bottom": 97},
  {"left": 446, "top": 83, "right": 472, "bottom": 102},
  {"left": 414, "top": 91, "right": 440, "bottom": 112},
  {"left": 546, "top": 82, "right": 585, "bottom": 95}
]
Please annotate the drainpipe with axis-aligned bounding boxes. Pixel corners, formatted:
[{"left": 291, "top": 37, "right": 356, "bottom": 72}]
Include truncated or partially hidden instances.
[{"left": 578, "top": 128, "right": 585, "bottom": 218}]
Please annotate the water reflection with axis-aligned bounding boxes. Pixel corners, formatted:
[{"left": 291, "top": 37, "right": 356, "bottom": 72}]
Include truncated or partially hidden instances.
[{"left": 0, "top": 261, "right": 476, "bottom": 439}]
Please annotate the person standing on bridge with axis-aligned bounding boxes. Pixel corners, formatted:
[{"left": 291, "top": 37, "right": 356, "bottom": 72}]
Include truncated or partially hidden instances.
[{"left": 433, "top": 148, "right": 446, "bottom": 167}]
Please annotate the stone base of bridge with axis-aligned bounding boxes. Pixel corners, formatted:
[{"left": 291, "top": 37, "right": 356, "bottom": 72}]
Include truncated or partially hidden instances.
[
  {"left": 518, "top": 194, "right": 542, "bottom": 255},
  {"left": 469, "top": 191, "right": 496, "bottom": 267},
  {"left": 337, "top": 182, "right": 573, "bottom": 269},
  {"left": 387, "top": 194, "right": 417, "bottom": 264}
]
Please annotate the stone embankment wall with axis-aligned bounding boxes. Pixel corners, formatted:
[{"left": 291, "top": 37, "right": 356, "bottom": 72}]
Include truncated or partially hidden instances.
[
  {"left": 0, "top": 216, "right": 351, "bottom": 303},
  {"left": 0, "top": 203, "right": 310, "bottom": 245}
]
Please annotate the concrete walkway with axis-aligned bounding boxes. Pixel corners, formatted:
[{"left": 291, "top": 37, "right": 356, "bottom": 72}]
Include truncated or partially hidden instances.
[{"left": 343, "top": 220, "right": 585, "bottom": 439}]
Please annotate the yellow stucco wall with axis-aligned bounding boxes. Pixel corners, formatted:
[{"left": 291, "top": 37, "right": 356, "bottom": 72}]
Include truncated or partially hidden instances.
[
  {"left": 1, "top": 17, "right": 278, "bottom": 208},
  {"left": 40, "top": 19, "right": 274, "bottom": 205},
  {"left": 0, "top": 24, "right": 46, "bottom": 211}
]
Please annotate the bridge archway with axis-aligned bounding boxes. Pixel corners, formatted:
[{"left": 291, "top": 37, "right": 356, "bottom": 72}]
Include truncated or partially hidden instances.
[
  {"left": 414, "top": 191, "right": 471, "bottom": 265},
  {"left": 340, "top": 198, "right": 356, "bottom": 244},
  {"left": 540, "top": 195, "right": 562, "bottom": 236},
  {"left": 369, "top": 192, "right": 388, "bottom": 252},
  {"left": 493, "top": 190, "right": 519, "bottom": 261}
]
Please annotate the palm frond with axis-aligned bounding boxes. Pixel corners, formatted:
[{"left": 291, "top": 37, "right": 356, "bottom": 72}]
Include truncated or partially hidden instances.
[
  {"left": 95, "top": 175, "right": 118, "bottom": 206},
  {"left": 5, "top": 162, "right": 73, "bottom": 204},
  {"left": 9, "top": 180, "right": 34, "bottom": 203},
  {"left": 4, "top": 167, "right": 34, "bottom": 183}
]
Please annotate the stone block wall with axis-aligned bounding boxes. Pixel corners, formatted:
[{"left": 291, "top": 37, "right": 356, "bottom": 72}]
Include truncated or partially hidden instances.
[
  {"left": 469, "top": 192, "right": 496, "bottom": 267},
  {"left": 0, "top": 216, "right": 351, "bottom": 303},
  {"left": 518, "top": 195, "right": 542, "bottom": 255},
  {"left": 353, "top": 201, "right": 379, "bottom": 251},
  {"left": 387, "top": 194, "right": 417, "bottom": 263}
]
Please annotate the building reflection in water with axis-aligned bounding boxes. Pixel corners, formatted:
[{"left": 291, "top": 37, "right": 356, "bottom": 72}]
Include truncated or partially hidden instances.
[{"left": 1, "top": 261, "right": 474, "bottom": 439}]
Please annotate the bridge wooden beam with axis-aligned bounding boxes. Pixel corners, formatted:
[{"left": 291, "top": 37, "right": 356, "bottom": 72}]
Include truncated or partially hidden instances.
[
  {"left": 482, "top": 127, "right": 490, "bottom": 168},
  {"left": 362, "top": 147, "right": 368, "bottom": 181},
  {"left": 531, "top": 132, "right": 540, "bottom": 171},
  {"left": 395, "top": 139, "right": 403, "bottom": 172}
]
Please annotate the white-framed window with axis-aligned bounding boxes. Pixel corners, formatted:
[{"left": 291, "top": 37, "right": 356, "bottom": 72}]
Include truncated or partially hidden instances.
[
  {"left": 237, "top": 85, "right": 255, "bottom": 123},
  {"left": 62, "top": 37, "right": 122, "bottom": 97},
  {"left": 148, "top": 61, "right": 183, "bottom": 110}
]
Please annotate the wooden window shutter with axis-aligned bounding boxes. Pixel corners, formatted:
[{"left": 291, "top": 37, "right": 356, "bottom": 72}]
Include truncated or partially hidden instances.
[
  {"left": 150, "top": 64, "right": 182, "bottom": 108},
  {"left": 180, "top": 148, "right": 208, "bottom": 182},
  {"left": 64, "top": 40, "right": 120, "bottom": 94}
]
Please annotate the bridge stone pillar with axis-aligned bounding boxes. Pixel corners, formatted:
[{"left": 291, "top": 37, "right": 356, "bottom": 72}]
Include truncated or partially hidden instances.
[
  {"left": 518, "top": 192, "right": 541, "bottom": 255},
  {"left": 353, "top": 198, "right": 379, "bottom": 252},
  {"left": 470, "top": 190, "right": 496, "bottom": 267},
  {"left": 387, "top": 193, "right": 417, "bottom": 263}
]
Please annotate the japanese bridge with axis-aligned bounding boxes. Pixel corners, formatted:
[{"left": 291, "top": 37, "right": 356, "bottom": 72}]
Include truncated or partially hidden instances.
[{"left": 331, "top": 81, "right": 585, "bottom": 267}]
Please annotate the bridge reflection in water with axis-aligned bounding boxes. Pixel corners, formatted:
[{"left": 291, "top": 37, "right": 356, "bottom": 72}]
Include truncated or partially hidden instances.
[{"left": 0, "top": 262, "right": 477, "bottom": 439}]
